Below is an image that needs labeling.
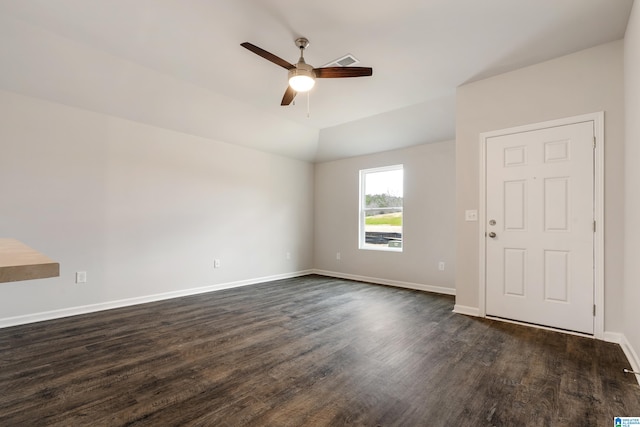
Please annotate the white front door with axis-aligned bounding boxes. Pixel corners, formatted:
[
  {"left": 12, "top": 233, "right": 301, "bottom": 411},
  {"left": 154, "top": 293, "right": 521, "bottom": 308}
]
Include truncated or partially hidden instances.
[{"left": 485, "top": 121, "right": 595, "bottom": 334}]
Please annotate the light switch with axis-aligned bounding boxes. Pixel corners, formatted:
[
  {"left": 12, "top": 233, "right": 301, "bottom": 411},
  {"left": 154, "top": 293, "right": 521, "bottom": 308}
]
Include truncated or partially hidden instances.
[{"left": 465, "top": 210, "right": 478, "bottom": 221}]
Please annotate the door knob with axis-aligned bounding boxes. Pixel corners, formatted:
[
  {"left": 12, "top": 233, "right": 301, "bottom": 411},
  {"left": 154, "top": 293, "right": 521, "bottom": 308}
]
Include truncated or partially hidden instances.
[{"left": 488, "top": 232, "right": 497, "bottom": 238}]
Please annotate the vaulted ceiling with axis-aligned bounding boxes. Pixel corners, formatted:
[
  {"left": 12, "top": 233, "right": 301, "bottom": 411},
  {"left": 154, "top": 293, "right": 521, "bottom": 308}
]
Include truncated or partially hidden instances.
[{"left": 0, "top": 1, "right": 633, "bottom": 162}]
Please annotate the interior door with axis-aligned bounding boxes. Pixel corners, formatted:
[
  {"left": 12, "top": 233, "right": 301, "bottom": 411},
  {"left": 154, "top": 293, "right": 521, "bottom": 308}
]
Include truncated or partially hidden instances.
[{"left": 485, "top": 121, "right": 595, "bottom": 334}]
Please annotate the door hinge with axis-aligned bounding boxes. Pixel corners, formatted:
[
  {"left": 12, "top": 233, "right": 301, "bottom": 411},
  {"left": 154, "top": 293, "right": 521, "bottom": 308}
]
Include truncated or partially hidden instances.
[
  {"left": 593, "top": 136, "right": 596, "bottom": 148},
  {"left": 593, "top": 221, "right": 596, "bottom": 232},
  {"left": 593, "top": 304, "right": 596, "bottom": 316}
]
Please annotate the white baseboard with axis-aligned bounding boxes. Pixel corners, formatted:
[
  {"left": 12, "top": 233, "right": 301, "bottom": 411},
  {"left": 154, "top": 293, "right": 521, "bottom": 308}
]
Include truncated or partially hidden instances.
[
  {"left": 312, "top": 269, "right": 456, "bottom": 296},
  {"left": 0, "top": 270, "right": 314, "bottom": 329},
  {"left": 452, "top": 304, "right": 481, "bottom": 317}
]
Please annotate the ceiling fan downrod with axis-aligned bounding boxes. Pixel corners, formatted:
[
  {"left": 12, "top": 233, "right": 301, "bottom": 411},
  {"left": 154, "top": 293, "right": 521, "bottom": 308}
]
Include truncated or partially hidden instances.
[{"left": 295, "top": 37, "right": 310, "bottom": 63}]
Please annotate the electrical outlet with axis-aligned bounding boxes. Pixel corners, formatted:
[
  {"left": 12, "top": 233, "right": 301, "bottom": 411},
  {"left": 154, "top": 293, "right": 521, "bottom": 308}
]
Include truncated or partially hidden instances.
[
  {"left": 336, "top": 252, "right": 341, "bottom": 261},
  {"left": 438, "top": 262, "right": 445, "bottom": 271},
  {"left": 465, "top": 210, "right": 478, "bottom": 221},
  {"left": 214, "top": 259, "right": 221, "bottom": 268},
  {"left": 76, "top": 271, "right": 87, "bottom": 283}
]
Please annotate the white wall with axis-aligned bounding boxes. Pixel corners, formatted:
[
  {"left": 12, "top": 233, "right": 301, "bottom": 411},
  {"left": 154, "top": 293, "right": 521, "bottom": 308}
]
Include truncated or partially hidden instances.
[
  {"left": 0, "top": 90, "right": 314, "bottom": 325},
  {"left": 624, "top": 1, "right": 640, "bottom": 371},
  {"left": 314, "top": 141, "right": 456, "bottom": 293},
  {"left": 455, "top": 41, "right": 625, "bottom": 333}
]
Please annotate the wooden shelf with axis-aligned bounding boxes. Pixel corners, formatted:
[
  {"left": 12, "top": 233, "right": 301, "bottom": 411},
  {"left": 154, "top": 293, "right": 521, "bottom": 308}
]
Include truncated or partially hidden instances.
[{"left": 0, "top": 238, "right": 60, "bottom": 283}]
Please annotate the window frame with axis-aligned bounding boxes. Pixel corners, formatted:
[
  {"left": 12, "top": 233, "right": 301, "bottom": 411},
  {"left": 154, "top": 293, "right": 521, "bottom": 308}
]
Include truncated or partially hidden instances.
[{"left": 358, "top": 164, "right": 404, "bottom": 252}]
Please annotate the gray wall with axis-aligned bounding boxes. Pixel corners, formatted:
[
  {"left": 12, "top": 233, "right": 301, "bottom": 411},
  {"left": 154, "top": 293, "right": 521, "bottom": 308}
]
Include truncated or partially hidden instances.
[
  {"left": 455, "top": 40, "right": 625, "bottom": 334},
  {"left": 0, "top": 89, "right": 314, "bottom": 325},
  {"left": 314, "top": 141, "right": 456, "bottom": 293},
  {"left": 624, "top": 2, "right": 640, "bottom": 371}
]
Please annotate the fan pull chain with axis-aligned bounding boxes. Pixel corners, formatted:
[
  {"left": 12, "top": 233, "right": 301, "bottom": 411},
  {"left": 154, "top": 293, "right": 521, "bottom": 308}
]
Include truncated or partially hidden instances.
[{"left": 307, "top": 92, "right": 310, "bottom": 118}]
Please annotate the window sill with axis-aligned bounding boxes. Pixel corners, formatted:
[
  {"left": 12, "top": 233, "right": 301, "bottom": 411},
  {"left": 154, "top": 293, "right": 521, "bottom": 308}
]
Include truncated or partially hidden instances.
[{"left": 359, "top": 245, "right": 403, "bottom": 253}]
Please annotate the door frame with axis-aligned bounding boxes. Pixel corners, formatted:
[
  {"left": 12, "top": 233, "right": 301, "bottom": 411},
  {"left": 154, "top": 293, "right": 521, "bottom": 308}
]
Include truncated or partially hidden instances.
[{"left": 478, "top": 112, "right": 604, "bottom": 339}]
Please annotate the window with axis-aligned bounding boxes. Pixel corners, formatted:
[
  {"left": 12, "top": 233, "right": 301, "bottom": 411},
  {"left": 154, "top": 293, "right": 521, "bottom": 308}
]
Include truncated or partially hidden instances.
[{"left": 359, "top": 165, "right": 403, "bottom": 251}]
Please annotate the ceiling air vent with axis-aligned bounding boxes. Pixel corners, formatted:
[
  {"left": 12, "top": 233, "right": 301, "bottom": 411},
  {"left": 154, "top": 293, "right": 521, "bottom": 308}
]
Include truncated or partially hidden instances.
[{"left": 322, "top": 54, "right": 360, "bottom": 68}]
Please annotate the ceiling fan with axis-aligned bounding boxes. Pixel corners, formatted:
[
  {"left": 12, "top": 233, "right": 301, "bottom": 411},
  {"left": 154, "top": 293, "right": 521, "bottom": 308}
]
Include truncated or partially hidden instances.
[{"left": 241, "top": 38, "right": 373, "bottom": 106}]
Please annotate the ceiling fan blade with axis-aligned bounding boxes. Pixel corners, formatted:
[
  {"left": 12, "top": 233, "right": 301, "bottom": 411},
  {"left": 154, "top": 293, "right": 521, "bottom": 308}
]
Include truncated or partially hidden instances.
[
  {"left": 281, "top": 86, "right": 297, "bottom": 106},
  {"left": 313, "top": 67, "right": 373, "bottom": 78},
  {"left": 241, "top": 42, "right": 295, "bottom": 70}
]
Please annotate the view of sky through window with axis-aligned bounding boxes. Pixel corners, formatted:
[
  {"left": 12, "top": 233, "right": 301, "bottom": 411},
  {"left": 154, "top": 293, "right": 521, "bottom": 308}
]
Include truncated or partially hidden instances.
[{"left": 365, "top": 169, "right": 403, "bottom": 197}]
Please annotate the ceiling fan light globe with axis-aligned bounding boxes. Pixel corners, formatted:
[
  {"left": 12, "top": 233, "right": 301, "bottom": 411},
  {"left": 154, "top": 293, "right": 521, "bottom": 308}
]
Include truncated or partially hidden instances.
[
  {"left": 288, "top": 63, "right": 316, "bottom": 92},
  {"left": 289, "top": 75, "right": 315, "bottom": 92}
]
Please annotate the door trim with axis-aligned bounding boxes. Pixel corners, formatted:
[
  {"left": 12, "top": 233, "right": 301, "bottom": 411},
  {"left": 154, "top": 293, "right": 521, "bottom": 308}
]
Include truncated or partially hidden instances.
[{"left": 478, "top": 112, "right": 604, "bottom": 339}]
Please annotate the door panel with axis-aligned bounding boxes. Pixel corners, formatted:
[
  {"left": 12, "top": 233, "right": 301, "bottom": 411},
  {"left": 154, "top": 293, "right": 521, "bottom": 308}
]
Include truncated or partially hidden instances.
[{"left": 485, "top": 121, "right": 594, "bottom": 334}]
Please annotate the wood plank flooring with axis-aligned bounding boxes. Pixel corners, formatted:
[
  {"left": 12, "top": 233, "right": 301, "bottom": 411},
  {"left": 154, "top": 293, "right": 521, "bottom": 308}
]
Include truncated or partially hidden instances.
[{"left": 1, "top": 275, "right": 639, "bottom": 426}]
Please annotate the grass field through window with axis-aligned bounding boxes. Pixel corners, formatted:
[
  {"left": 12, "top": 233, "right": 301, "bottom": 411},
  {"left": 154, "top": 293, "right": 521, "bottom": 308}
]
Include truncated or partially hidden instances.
[{"left": 365, "top": 212, "right": 402, "bottom": 226}]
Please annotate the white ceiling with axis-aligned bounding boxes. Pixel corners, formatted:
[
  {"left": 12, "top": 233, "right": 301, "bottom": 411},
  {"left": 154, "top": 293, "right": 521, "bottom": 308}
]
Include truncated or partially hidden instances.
[{"left": 0, "top": 0, "right": 633, "bottom": 162}]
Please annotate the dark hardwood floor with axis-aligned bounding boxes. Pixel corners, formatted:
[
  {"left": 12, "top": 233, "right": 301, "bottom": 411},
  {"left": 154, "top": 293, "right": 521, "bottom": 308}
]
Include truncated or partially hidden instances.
[{"left": 1, "top": 275, "right": 639, "bottom": 426}]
